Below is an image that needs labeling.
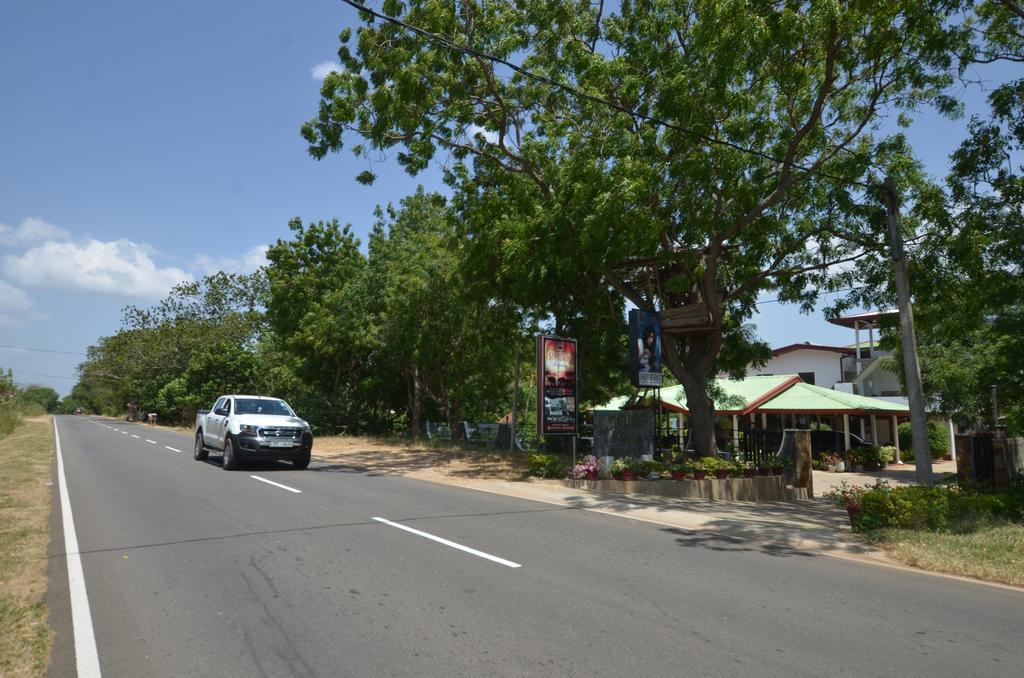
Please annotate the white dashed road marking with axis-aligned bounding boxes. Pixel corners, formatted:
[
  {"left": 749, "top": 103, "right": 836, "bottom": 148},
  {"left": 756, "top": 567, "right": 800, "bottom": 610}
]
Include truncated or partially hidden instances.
[
  {"left": 372, "top": 516, "right": 522, "bottom": 569},
  {"left": 249, "top": 476, "right": 302, "bottom": 494}
]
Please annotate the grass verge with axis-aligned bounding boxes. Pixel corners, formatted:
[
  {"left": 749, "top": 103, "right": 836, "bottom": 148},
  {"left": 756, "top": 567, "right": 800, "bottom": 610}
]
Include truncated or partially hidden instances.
[
  {"left": 0, "top": 417, "right": 54, "bottom": 677},
  {"left": 866, "top": 524, "right": 1024, "bottom": 587}
]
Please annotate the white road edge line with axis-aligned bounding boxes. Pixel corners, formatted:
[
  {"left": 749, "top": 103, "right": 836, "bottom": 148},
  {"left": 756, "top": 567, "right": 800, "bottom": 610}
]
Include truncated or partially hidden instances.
[
  {"left": 145, "top": 439, "right": 156, "bottom": 444},
  {"left": 372, "top": 516, "right": 522, "bottom": 569},
  {"left": 54, "top": 418, "right": 103, "bottom": 677},
  {"left": 130, "top": 434, "right": 140, "bottom": 439},
  {"left": 165, "top": 446, "right": 181, "bottom": 453},
  {"left": 249, "top": 475, "right": 302, "bottom": 494}
]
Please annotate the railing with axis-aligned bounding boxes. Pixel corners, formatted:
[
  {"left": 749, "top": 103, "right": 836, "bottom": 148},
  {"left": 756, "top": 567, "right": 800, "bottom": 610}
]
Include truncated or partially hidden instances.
[
  {"left": 425, "top": 421, "right": 525, "bottom": 450},
  {"left": 736, "top": 429, "right": 785, "bottom": 469}
]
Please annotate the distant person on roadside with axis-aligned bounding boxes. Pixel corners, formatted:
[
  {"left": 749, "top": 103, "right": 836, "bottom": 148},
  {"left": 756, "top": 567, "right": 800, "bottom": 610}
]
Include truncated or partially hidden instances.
[{"left": 147, "top": 412, "right": 157, "bottom": 426}]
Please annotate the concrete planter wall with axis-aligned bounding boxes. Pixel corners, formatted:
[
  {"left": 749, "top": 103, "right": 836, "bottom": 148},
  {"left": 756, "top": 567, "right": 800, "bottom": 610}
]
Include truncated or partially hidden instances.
[{"left": 561, "top": 476, "right": 809, "bottom": 502}]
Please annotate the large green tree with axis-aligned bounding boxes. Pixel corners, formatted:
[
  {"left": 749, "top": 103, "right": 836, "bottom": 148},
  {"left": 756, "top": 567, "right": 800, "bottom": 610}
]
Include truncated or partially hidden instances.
[
  {"left": 74, "top": 271, "right": 269, "bottom": 422},
  {"left": 833, "top": 1, "right": 1022, "bottom": 432},
  {"left": 304, "top": 0, "right": 966, "bottom": 455},
  {"left": 368, "top": 188, "right": 518, "bottom": 439},
  {"left": 265, "top": 218, "right": 389, "bottom": 433}
]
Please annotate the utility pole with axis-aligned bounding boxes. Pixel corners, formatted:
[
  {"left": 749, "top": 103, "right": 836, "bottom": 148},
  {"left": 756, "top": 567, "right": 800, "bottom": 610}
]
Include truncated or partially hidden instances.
[
  {"left": 883, "top": 176, "right": 933, "bottom": 486},
  {"left": 510, "top": 341, "right": 521, "bottom": 452}
]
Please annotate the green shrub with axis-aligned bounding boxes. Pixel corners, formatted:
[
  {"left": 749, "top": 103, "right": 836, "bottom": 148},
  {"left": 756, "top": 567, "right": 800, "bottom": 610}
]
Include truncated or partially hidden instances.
[
  {"left": 637, "top": 460, "right": 663, "bottom": 477},
  {"left": 527, "top": 453, "right": 565, "bottom": 478},
  {"left": 897, "top": 421, "right": 950, "bottom": 460},
  {"left": 951, "top": 488, "right": 1024, "bottom": 526},
  {"left": 854, "top": 485, "right": 952, "bottom": 532},
  {"left": 856, "top": 445, "right": 895, "bottom": 470},
  {"left": 850, "top": 482, "right": 1024, "bottom": 534},
  {"left": 0, "top": 400, "right": 22, "bottom": 437}
]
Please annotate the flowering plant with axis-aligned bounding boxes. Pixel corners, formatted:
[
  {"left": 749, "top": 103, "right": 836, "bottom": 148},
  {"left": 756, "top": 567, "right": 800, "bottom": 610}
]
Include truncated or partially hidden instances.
[
  {"left": 824, "top": 479, "right": 891, "bottom": 509},
  {"left": 570, "top": 455, "right": 601, "bottom": 480}
]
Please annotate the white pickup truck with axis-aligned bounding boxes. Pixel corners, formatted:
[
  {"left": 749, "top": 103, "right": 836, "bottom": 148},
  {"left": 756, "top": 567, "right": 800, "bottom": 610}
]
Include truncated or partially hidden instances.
[{"left": 194, "top": 395, "right": 313, "bottom": 470}]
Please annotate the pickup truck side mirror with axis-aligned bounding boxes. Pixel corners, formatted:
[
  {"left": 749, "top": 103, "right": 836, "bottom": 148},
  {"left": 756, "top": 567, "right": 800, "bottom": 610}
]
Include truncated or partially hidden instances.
[{"left": 214, "top": 407, "right": 229, "bottom": 416}]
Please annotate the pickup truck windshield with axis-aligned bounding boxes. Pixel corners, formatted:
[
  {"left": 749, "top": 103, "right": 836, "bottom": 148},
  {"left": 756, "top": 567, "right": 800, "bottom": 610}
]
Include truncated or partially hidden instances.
[{"left": 234, "top": 398, "right": 294, "bottom": 416}]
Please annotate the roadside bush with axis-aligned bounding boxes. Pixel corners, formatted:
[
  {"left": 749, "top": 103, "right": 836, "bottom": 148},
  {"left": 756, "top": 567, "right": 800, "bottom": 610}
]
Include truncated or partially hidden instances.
[
  {"left": 855, "top": 485, "right": 952, "bottom": 532},
  {"left": 0, "top": 400, "right": 22, "bottom": 437},
  {"left": 897, "top": 421, "right": 950, "bottom": 460},
  {"left": 527, "top": 453, "right": 565, "bottom": 479},
  {"left": 950, "top": 488, "right": 1024, "bottom": 527},
  {"left": 0, "top": 400, "right": 46, "bottom": 438}
]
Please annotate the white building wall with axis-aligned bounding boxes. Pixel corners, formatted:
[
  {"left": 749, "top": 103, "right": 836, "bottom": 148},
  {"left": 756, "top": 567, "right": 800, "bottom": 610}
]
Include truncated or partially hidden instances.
[
  {"left": 860, "top": 366, "right": 904, "bottom": 398},
  {"left": 748, "top": 349, "right": 844, "bottom": 388}
]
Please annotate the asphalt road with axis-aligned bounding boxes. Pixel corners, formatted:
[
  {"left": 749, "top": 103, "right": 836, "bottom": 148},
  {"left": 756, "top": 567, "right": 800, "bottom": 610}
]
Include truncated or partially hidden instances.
[{"left": 49, "top": 415, "right": 1024, "bottom": 677}]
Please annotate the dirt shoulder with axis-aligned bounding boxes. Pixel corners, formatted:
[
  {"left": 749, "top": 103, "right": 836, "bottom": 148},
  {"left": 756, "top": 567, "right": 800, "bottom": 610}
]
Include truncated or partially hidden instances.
[
  {"left": 313, "top": 435, "right": 530, "bottom": 486},
  {"left": 0, "top": 416, "right": 54, "bottom": 677}
]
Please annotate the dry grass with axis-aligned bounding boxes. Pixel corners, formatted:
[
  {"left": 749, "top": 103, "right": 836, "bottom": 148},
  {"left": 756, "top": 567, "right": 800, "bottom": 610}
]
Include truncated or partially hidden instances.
[
  {"left": 0, "top": 417, "right": 54, "bottom": 677},
  {"left": 868, "top": 524, "right": 1024, "bottom": 587},
  {"left": 312, "top": 435, "right": 529, "bottom": 484}
]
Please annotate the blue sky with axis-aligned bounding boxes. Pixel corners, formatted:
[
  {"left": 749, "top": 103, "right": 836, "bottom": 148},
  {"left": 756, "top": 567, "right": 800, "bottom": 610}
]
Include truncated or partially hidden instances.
[{"left": 0, "top": 1, "right": 1015, "bottom": 396}]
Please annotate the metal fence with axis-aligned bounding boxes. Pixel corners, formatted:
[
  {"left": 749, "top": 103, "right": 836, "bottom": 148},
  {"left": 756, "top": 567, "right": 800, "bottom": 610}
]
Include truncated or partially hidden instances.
[{"left": 425, "top": 421, "right": 525, "bottom": 450}]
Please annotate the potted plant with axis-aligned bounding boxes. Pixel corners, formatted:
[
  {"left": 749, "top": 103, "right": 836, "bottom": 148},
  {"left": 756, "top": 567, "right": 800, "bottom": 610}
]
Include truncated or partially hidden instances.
[
  {"left": 844, "top": 449, "right": 861, "bottom": 472},
  {"left": 771, "top": 456, "right": 791, "bottom": 475},
  {"left": 729, "top": 460, "right": 749, "bottom": 478},
  {"left": 667, "top": 462, "right": 689, "bottom": 481},
  {"left": 611, "top": 457, "right": 638, "bottom": 481},
  {"left": 690, "top": 459, "right": 707, "bottom": 480},
  {"left": 570, "top": 455, "right": 601, "bottom": 480}
]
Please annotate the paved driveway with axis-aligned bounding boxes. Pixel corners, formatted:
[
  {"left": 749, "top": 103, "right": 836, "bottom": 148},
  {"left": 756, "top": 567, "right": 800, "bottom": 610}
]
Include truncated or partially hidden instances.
[{"left": 814, "top": 459, "right": 958, "bottom": 495}]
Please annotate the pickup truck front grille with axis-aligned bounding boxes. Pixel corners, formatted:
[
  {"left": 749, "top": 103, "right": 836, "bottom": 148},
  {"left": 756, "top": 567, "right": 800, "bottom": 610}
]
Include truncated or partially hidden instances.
[{"left": 258, "top": 427, "right": 302, "bottom": 440}]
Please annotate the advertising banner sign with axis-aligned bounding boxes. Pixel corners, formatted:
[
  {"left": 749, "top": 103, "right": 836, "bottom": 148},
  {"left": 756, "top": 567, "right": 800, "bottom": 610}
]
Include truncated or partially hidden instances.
[
  {"left": 536, "top": 335, "right": 577, "bottom": 436},
  {"left": 629, "top": 309, "right": 663, "bottom": 387}
]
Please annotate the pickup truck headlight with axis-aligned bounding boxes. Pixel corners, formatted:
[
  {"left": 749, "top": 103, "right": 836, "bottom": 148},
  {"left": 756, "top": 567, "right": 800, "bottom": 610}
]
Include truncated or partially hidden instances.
[{"left": 239, "top": 425, "right": 259, "bottom": 434}]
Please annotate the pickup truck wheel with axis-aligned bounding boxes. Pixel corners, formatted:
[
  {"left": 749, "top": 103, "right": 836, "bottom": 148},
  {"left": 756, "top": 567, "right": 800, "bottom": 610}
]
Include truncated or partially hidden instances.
[
  {"left": 193, "top": 432, "right": 208, "bottom": 461},
  {"left": 221, "top": 436, "right": 238, "bottom": 470},
  {"left": 292, "top": 449, "right": 311, "bottom": 470}
]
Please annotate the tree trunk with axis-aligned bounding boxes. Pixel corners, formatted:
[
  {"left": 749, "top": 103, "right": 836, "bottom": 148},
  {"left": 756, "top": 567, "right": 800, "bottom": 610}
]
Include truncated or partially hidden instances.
[
  {"left": 409, "top": 365, "right": 423, "bottom": 441},
  {"left": 449, "top": 384, "right": 463, "bottom": 442},
  {"left": 447, "top": 407, "right": 463, "bottom": 442},
  {"left": 662, "top": 330, "right": 718, "bottom": 458}
]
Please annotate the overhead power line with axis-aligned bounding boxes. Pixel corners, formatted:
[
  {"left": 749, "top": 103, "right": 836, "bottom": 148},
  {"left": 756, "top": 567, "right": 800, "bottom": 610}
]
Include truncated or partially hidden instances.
[
  {"left": 12, "top": 369, "right": 76, "bottom": 381},
  {"left": 0, "top": 343, "right": 87, "bottom": 356},
  {"left": 339, "top": 0, "right": 878, "bottom": 191}
]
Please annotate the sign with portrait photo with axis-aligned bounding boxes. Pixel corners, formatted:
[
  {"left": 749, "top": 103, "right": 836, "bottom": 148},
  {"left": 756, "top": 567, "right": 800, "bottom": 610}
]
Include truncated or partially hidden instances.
[
  {"left": 629, "top": 309, "right": 663, "bottom": 387},
  {"left": 536, "top": 335, "right": 577, "bottom": 436}
]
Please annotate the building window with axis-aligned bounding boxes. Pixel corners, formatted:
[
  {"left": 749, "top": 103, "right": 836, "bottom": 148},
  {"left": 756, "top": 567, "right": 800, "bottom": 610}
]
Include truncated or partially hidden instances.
[{"left": 798, "top": 371, "right": 816, "bottom": 385}]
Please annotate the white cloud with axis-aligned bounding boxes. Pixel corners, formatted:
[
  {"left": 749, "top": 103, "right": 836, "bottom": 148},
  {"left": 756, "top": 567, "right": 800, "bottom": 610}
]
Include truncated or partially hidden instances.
[
  {"left": 4, "top": 239, "right": 192, "bottom": 300},
  {"left": 0, "top": 279, "right": 34, "bottom": 312},
  {"left": 468, "top": 124, "right": 499, "bottom": 144},
  {"left": 0, "top": 278, "right": 46, "bottom": 327},
  {"left": 194, "top": 244, "right": 269, "bottom": 276},
  {"left": 311, "top": 61, "right": 345, "bottom": 80},
  {"left": 0, "top": 217, "right": 71, "bottom": 247}
]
